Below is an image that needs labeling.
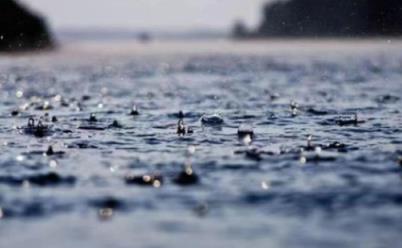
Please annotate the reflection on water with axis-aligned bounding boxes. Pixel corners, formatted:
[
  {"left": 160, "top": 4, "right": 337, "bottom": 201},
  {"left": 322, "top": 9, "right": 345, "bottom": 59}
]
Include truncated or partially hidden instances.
[{"left": 0, "top": 40, "right": 401, "bottom": 248}]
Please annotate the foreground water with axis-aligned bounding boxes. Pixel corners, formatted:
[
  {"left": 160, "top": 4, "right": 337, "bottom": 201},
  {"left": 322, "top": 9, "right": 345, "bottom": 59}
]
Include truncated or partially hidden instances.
[{"left": 0, "top": 40, "right": 401, "bottom": 247}]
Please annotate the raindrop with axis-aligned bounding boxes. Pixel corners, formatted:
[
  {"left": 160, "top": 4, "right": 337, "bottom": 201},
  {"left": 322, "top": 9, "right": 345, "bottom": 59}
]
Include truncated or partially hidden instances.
[
  {"left": 261, "top": 181, "right": 270, "bottom": 190},
  {"left": 16, "top": 90, "right": 23, "bottom": 98},
  {"left": 16, "top": 155, "right": 25, "bottom": 161},
  {"left": 242, "top": 134, "right": 252, "bottom": 146},
  {"left": 187, "top": 145, "right": 196, "bottom": 155},
  {"left": 98, "top": 208, "right": 113, "bottom": 220},
  {"left": 237, "top": 124, "right": 254, "bottom": 140},
  {"left": 173, "top": 165, "right": 199, "bottom": 186},
  {"left": 129, "top": 105, "right": 139, "bottom": 115},
  {"left": 88, "top": 113, "right": 97, "bottom": 122},
  {"left": 49, "top": 160, "right": 58, "bottom": 168}
]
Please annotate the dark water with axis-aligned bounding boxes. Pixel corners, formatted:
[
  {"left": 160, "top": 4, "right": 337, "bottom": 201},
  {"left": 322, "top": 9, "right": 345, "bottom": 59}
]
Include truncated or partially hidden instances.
[{"left": 0, "top": 41, "right": 401, "bottom": 247}]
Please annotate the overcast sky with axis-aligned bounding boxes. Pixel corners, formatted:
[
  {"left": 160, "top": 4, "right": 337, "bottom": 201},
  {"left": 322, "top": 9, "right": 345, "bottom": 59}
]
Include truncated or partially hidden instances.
[{"left": 22, "top": 0, "right": 270, "bottom": 31}]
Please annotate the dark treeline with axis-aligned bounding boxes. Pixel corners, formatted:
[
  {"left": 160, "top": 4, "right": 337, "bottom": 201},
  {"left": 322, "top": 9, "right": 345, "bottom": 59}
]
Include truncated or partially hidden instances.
[
  {"left": 0, "top": 0, "right": 53, "bottom": 52},
  {"left": 234, "top": 0, "right": 402, "bottom": 38}
]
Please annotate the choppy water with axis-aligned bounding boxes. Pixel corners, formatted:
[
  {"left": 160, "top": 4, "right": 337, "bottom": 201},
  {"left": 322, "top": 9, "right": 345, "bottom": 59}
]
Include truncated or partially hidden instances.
[{"left": 0, "top": 40, "right": 402, "bottom": 248}]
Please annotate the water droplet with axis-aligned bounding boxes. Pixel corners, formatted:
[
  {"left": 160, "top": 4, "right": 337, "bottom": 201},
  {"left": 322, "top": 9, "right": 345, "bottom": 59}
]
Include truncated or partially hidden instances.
[
  {"left": 20, "top": 103, "right": 30, "bottom": 110},
  {"left": 153, "top": 180, "right": 161, "bottom": 188},
  {"left": 187, "top": 145, "right": 196, "bottom": 155},
  {"left": 53, "top": 94, "right": 62, "bottom": 102},
  {"left": 43, "top": 101, "right": 51, "bottom": 110},
  {"left": 49, "top": 160, "right": 58, "bottom": 168},
  {"left": 174, "top": 165, "right": 199, "bottom": 186},
  {"left": 125, "top": 173, "right": 163, "bottom": 186},
  {"left": 242, "top": 134, "right": 252, "bottom": 146},
  {"left": 238, "top": 124, "right": 254, "bottom": 140},
  {"left": 290, "top": 101, "right": 299, "bottom": 116},
  {"left": 98, "top": 208, "right": 113, "bottom": 220},
  {"left": 16, "top": 155, "right": 25, "bottom": 162},
  {"left": 261, "top": 181, "right": 270, "bottom": 190},
  {"left": 290, "top": 101, "right": 298, "bottom": 109},
  {"left": 143, "top": 175, "right": 151, "bottom": 182},
  {"left": 110, "top": 165, "right": 119, "bottom": 173},
  {"left": 291, "top": 108, "right": 298, "bottom": 116},
  {"left": 89, "top": 113, "right": 97, "bottom": 122},
  {"left": 177, "top": 119, "right": 186, "bottom": 134},
  {"left": 130, "top": 105, "right": 139, "bottom": 115},
  {"left": 185, "top": 167, "right": 193, "bottom": 175},
  {"left": 16, "top": 90, "right": 23, "bottom": 98},
  {"left": 299, "top": 156, "right": 307, "bottom": 164},
  {"left": 307, "top": 135, "right": 313, "bottom": 148}
]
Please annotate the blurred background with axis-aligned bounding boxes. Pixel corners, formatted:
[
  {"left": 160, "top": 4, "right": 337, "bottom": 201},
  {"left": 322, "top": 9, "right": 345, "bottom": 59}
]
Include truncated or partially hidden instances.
[
  {"left": 5, "top": 0, "right": 268, "bottom": 44},
  {"left": 26, "top": 0, "right": 266, "bottom": 32},
  {"left": 1, "top": 0, "right": 402, "bottom": 51}
]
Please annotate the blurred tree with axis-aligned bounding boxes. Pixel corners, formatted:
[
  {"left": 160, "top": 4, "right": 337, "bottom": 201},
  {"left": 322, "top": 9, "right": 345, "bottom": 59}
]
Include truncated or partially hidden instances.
[
  {"left": 236, "top": 0, "right": 402, "bottom": 38},
  {"left": 0, "top": 0, "right": 54, "bottom": 52}
]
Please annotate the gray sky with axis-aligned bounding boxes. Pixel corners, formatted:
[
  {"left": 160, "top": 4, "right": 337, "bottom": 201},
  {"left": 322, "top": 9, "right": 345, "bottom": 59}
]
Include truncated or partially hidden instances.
[{"left": 22, "top": 0, "right": 269, "bottom": 31}]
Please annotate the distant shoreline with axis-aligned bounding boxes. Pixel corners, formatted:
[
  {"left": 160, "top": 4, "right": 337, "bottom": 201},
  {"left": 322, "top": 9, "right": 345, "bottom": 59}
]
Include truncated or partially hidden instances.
[
  {"left": 1, "top": 39, "right": 398, "bottom": 58},
  {"left": 2, "top": 38, "right": 402, "bottom": 58}
]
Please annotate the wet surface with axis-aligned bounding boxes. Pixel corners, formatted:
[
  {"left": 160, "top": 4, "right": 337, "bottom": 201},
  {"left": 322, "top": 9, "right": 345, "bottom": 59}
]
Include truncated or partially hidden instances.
[{"left": 0, "top": 41, "right": 402, "bottom": 247}]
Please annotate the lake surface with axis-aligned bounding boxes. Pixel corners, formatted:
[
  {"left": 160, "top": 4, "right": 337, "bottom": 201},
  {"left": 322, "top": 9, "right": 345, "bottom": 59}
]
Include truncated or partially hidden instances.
[{"left": 0, "top": 40, "right": 401, "bottom": 248}]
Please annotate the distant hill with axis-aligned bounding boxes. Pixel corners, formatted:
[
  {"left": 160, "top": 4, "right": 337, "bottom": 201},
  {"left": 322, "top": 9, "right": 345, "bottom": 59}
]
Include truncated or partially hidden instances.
[
  {"left": 0, "top": 0, "right": 54, "bottom": 52},
  {"left": 234, "top": 0, "right": 402, "bottom": 38}
]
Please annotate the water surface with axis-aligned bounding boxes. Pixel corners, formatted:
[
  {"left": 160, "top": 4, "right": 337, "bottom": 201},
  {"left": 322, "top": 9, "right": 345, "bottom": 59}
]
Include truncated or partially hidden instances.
[{"left": 0, "top": 40, "right": 401, "bottom": 248}]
